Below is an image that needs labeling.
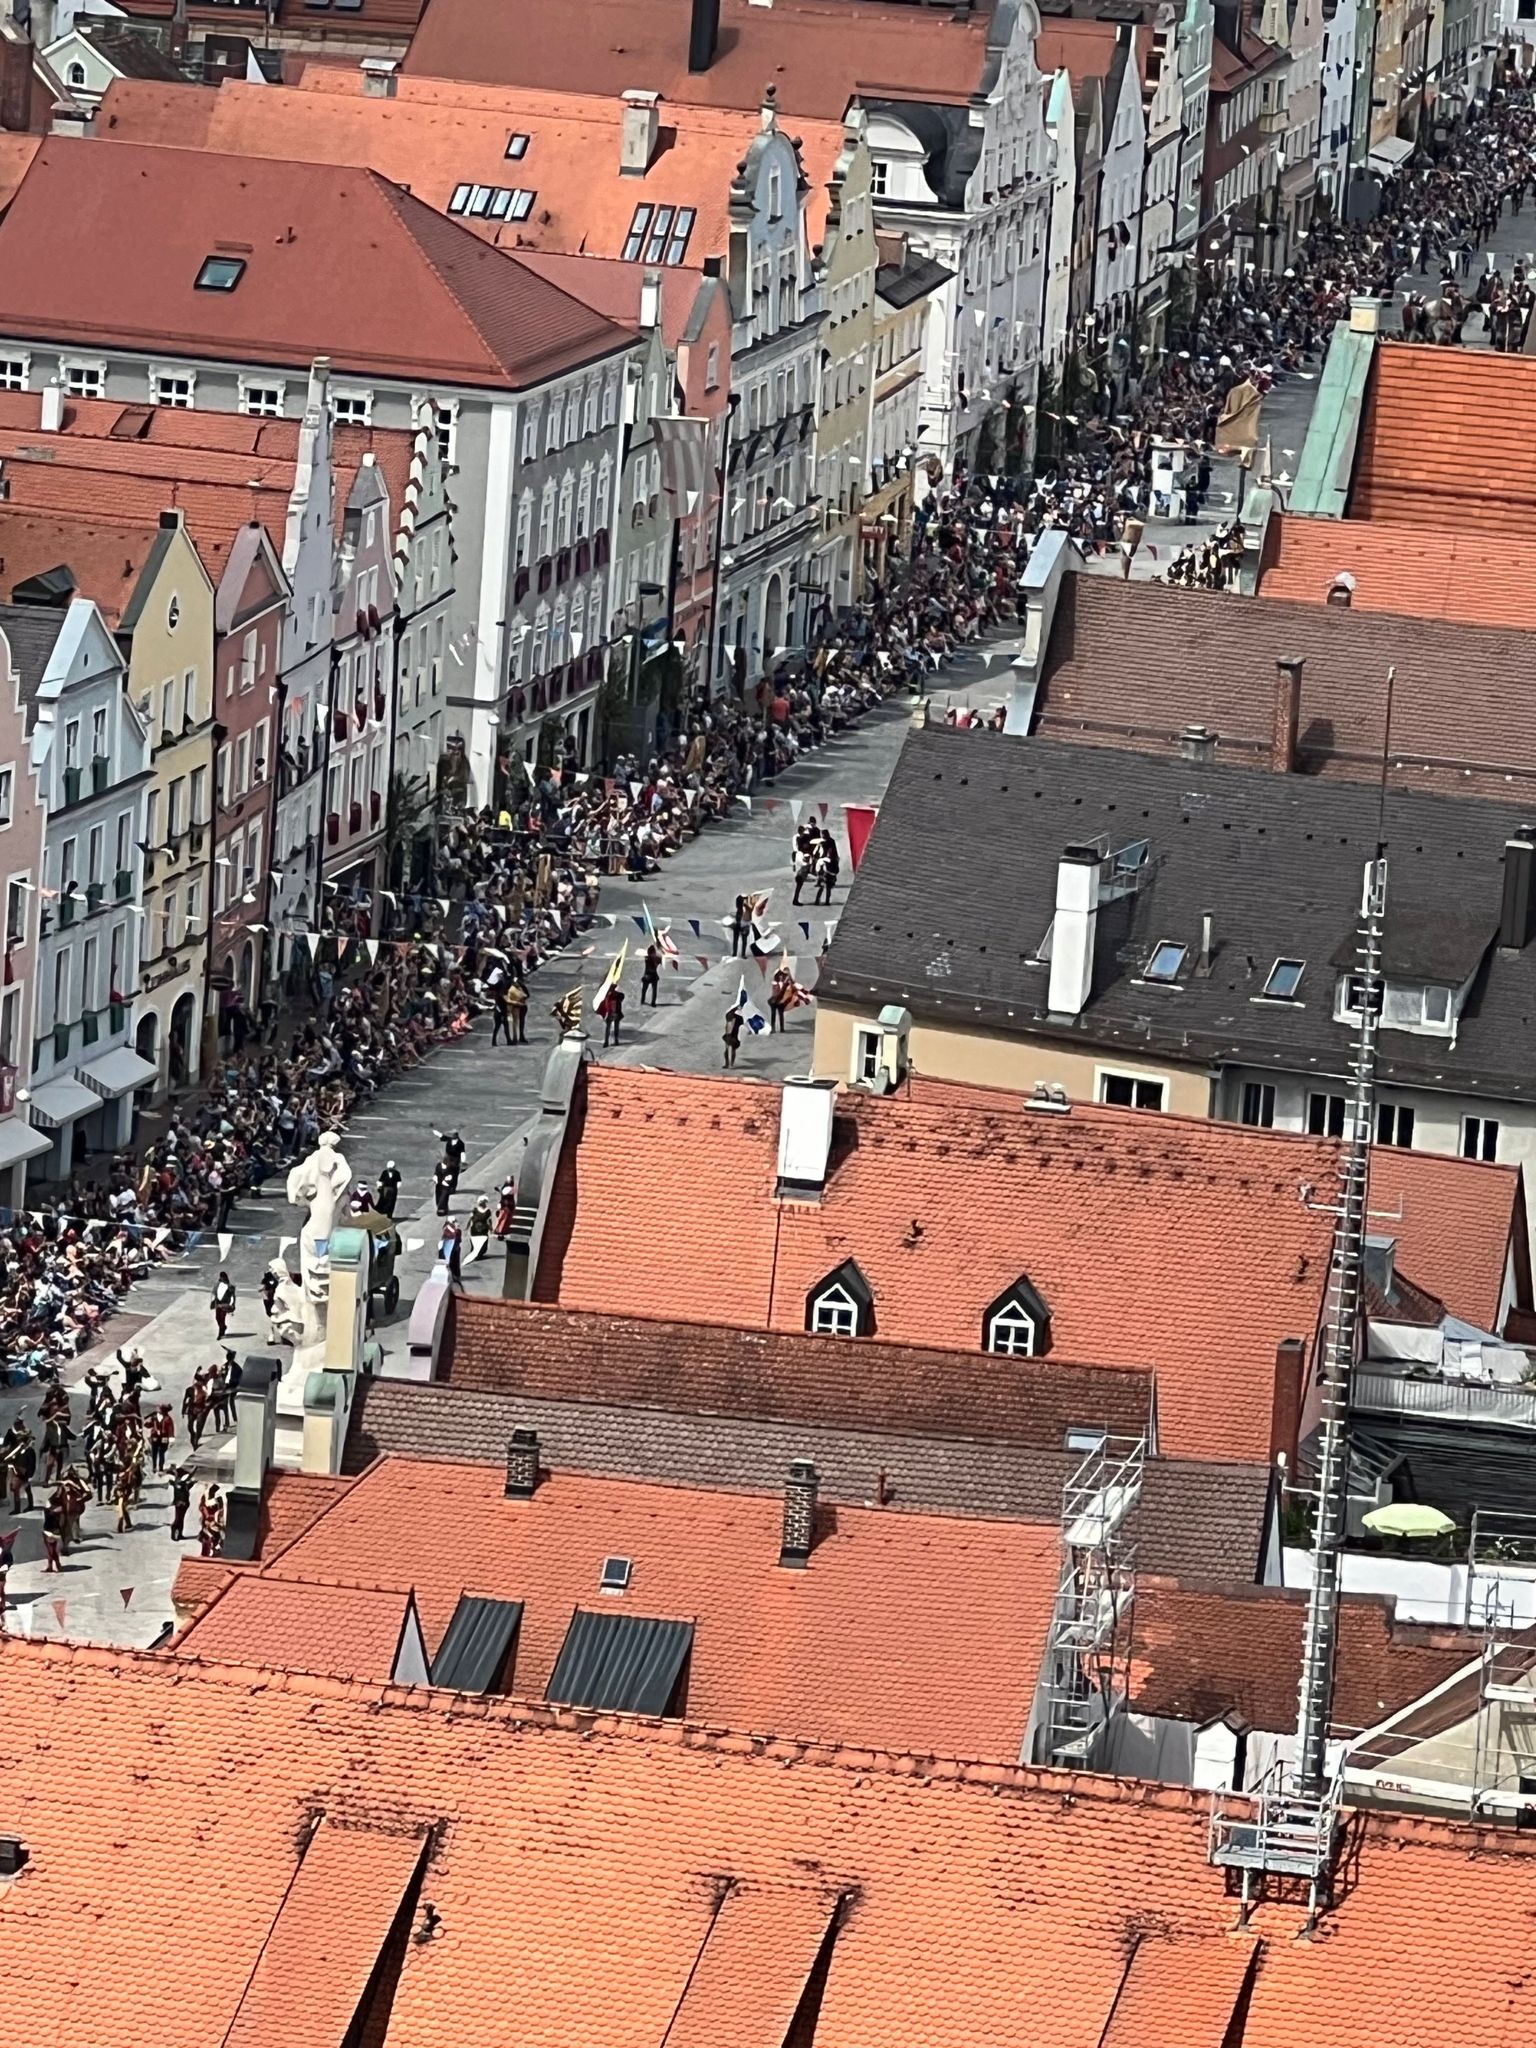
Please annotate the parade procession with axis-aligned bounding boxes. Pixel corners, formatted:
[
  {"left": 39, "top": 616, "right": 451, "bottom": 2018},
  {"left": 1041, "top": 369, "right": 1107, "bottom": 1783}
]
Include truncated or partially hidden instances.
[{"left": 2, "top": 0, "right": 1536, "bottom": 2035}]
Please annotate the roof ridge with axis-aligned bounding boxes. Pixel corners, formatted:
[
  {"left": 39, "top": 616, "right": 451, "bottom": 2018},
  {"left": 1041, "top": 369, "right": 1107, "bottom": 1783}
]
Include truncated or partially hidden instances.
[{"left": 361, "top": 170, "right": 507, "bottom": 382}]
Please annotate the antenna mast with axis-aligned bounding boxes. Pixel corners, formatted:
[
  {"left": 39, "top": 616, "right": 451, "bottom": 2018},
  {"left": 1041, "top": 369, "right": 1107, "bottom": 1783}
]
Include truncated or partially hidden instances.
[{"left": 1293, "top": 658, "right": 1395, "bottom": 1798}]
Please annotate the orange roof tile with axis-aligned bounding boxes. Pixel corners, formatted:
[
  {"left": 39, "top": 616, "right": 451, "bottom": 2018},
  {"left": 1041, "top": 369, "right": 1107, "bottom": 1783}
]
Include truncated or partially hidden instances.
[
  {"left": 1365, "top": 1148, "right": 1525, "bottom": 1332},
  {"left": 258, "top": 1454, "right": 1061, "bottom": 1758},
  {"left": 224, "top": 1817, "right": 429, "bottom": 2048},
  {"left": 538, "top": 1067, "right": 1338, "bottom": 1461},
  {"left": 8, "top": 1637, "right": 1536, "bottom": 2046},
  {"left": 1101, "top": 1935, "right": 1259, "bottom": 2048},
  {"left": 664, "top": 1882, "right": 837, "bottom": 2048},
  {"left": 0, "top": 138, "right": 633, "bottom": 391},
  {"left": 1260, "top": 512, "right": 1536, "bottom": 627},
  {"left": 1130, "top": 1580, "right": 1479, "bottom": 1734},
  {"left": 1352, "top": 343, "right": 1536, "bottom": 531},
  {"left": 0, "top": 392, "right": 415, "bottom": 567},
  {"left": 174, "top": 1576, "right": 415, "bottom": 1681},
  {"left": 0, "top": 511, "right": 155, "bottom": 625},
  {"left": 0, "top": 134, "right": 39, "bottom": 212},
  {"left": 403, "top": 0, "right": 996, "bottom": 114},
  {"left": 97, "top": 74, "right": 845, "bottom": 260}
]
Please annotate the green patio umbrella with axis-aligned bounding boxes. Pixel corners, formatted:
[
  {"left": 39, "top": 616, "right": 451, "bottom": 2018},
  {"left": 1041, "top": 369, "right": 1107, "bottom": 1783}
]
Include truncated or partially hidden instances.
[{"left": 1362, "top": 1503, "right": 1456, "bottom": 1540}]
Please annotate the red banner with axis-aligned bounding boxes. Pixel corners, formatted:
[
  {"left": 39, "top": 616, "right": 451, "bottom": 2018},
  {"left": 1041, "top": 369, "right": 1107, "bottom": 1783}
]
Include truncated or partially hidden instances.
[{"left": 845, "top": 804, "right": 879, "bottom": 873}]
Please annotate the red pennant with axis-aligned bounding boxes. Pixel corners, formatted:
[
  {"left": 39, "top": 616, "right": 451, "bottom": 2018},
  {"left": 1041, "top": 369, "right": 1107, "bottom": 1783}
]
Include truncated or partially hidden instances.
[
  {"left": 696, "top": 956, "right": 710, "bottom": 971},
  {"left": 119, "top": 1587, "right": 134, "bottom": 1608},
  {"left": 761, "top": 798, "right": 778, "bottom": 814},
  {"left": 50, "top": 1600, "right": 66, "bottom": 1630},
  {"left": 817, "top": 802, "right": 829, "bottom": 820}
]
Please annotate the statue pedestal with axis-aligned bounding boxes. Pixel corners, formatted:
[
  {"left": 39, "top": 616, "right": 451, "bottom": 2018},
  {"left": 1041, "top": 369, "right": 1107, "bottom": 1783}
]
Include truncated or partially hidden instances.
[
  {"left": 273, "top": 1225, "right": 372, "bottom": 1474},
  {"left": 274, "top": 1340, "right": 326, "bottom": 1469}
]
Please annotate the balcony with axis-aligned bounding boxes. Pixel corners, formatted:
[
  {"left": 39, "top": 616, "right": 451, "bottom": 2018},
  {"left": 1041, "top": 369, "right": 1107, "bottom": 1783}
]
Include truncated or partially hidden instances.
[
  {"left": 370, "top": 789, "right": 381, "bottom": 825},
  {"left": 333, "top": 708, "right": 348, "bottom": 744},
  {"left": 327, "top": 812, "right": 340, "bottom": 846},
  {"left": 1354, "top": 1366, "right": 1536, "bottom": 1433},
  {"left": 114, "top": 867, "right": 132, "bottom": 900},
  {"left": 349, "top": 798, "right": 363, "bottom": 833},
  {"left": 91, "top": 756, "right": 109, "bottom": 796},
  {"left": 53, "top": 1021, "right": 70, "bottom": 1061},
  {"left": 62, "top": 765, "right": 81, "bottom": 807},
  {"left": 86, "top": 880, "right": 104, "bottom": 910},
  {"left": 58, "top": 894, "right": 77, "bottom": 929},
  {"left": 82, "top": 1011, "right": 99, "bottom": 1047},
  {"left": 109, "top": 1001, "right": 126, "bottom": 1034}
]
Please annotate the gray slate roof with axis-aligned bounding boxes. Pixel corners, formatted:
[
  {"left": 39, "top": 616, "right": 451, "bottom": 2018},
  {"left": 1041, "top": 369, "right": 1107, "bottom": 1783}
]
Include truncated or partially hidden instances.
[
  {"left": 0, "top": 601, "right": 66, "bottom": 726},
  {"left": 818, "top": 724, "right": 1536, "bottom": 1102},
  {"left": 345, "top": 1380, "right": 1276, "bottom": 1582}
]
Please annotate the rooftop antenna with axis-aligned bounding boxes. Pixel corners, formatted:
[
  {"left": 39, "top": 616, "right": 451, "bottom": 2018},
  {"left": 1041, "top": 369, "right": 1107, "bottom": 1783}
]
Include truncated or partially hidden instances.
[{"left": 1294, "top": 661, "right": 1397, "bottom": 1799}]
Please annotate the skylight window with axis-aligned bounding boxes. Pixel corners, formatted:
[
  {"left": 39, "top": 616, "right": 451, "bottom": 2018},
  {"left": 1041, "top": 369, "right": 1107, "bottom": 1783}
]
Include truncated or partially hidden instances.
[
  {"left": 599, "top": 1556, "right": 632, "bottom": 1593},
  {"left": 1262, "top": 957, "right": 1305, "bottom": 1001},
  {"left": 1143, "top": 941, "right": 1186, "bottom": 983},
  {"left": 506, "top": 132, "right": 529, "bottom": 159},
  {"left": 622, "top": 202, "right": 695, "bottom": 265},
  {"left": 447, "top": 185, "right": 536, "bottom": 220},
  {"left": 194, "top": 256, "right": 245, "bottom": 292}
]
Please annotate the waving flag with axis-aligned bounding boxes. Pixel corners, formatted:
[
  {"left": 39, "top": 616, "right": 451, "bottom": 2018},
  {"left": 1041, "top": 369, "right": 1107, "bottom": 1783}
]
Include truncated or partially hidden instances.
[
  {"left": 641, "top": 903, "right": 680, "bottom": 957},
  {"left": 734, "top": 975, "right": 769, "bottom": 1035},
  {"left": 594, "top": 938, "right": 628, "bottom": 1018},
  {"left": 653, "top": 413, "right": 715, "bottom": 513}
]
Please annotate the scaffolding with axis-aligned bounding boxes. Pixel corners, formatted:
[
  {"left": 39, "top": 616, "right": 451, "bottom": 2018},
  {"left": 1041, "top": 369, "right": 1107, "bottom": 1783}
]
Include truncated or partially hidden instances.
[
  {"left": 1209, "top": 1766, "right": 1343, "bottom": 1928},
  {"left": 1035, "top": 1433, "right": 1146, "bottom": 1769}
]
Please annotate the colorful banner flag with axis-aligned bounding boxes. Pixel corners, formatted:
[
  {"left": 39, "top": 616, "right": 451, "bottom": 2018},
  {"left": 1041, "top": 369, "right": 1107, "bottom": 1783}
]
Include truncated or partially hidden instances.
[
  {"left": 652, "top": 412, "right": 715, "bottom": 512},
  {"left": 734, "top": 975, "right": 769, "bottom": 1035},
  {"left": 845, "top": 803, "right": 879, "bottom": 872},
  {"left": 594, "top": 938, "right": 628, "bottom": 1017}
]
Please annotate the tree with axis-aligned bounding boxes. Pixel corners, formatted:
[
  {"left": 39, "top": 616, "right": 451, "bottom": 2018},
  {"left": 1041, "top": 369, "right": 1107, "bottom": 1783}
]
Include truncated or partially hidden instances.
[{"left": 383, "top": 769, "right": 432, "bottom": 894}]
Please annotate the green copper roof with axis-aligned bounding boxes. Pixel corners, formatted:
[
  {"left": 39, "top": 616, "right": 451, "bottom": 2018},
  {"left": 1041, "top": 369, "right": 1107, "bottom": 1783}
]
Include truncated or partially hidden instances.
[{"left": 1290, "top": 318, "right": 1376, "bottom": 518}]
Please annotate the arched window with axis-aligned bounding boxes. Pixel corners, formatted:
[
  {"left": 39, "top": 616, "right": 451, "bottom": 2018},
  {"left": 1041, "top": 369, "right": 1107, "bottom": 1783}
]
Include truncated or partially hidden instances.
[
  {"left": 805, "top": 1259, "right": 873, "bottom": 1338},
  {"left": 557, "top": 473, "right": 574, "bottom": 547},
  {"left": 595, "top": 454, "right": 612, "bottom": 530},
  {"left": 537, "top": 481, "right": 555, "bottom": 557},
  {"left": 982, "top": 1277, "right": 1052, "bottom": 1357},
  {"left": 551, "top": 596, "right": 567, "bottom": 666},
  {"left": 531, "top": 603, "right": 549, "bottom": 677},
  {"left": 576, "top": 463, "right": 593, "bottom": 538},
  {"left": 67, "top": 60, "right": 87, "bottom": 86}
]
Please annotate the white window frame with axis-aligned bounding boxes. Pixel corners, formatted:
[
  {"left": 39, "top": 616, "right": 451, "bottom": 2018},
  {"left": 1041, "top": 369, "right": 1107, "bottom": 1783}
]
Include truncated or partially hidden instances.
[
  {"left": 0, "top": 353, "right": 29, "bottom": 393},
  {"left": 985, "top": 1301, "right": 1038, "bottom": 1356},
  {"left": 330, "top": 389, "right": 374, "bottom": 427},
  {"left": 0, "top": 764, "right": 13, "bottom": 830},
  {"left": 238, "top": 378, "right": 287, "bottom": 418},
  {"left": 809, "top": 1282, "right": 860, "bottom": 1338},
  {"left": 434, "top": 399, "right": 459, "bottom": 468},
  {"left": 1462, "top": 1114, "right": 1500, "bottom": 1163},
  {"left": 150, "top": 365, "right": 196, "bottom": 410},
  {"left": 1096, "top": 1067, "right": 1166, "bottom": 1112},
  {"left": 61, "top": 358, "right": 106, "bottom": 399}
]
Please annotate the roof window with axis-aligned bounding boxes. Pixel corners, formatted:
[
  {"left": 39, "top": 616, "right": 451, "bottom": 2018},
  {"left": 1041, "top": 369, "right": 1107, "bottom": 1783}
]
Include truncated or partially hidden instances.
[
  {"left": 621, "top": 202, "right": 696, "bottom": 265},
  {"left": 447, "top": 185, "right": 536, "bottom": 220},
  {"left": 506, "top": 132, "right": 529, "bottom": 158},
  {"left": 1143, "top": 940, "right": 1186, "bottom": 984},
  {"left": 194, "top": 256, "right": 245, "bottom": 292},
  {"left": 1262, "top": 957, "right": 1305, "bottom": 1000},
  {"left": 599, "top": 1556, "right": 632, "bottom": 1593}
]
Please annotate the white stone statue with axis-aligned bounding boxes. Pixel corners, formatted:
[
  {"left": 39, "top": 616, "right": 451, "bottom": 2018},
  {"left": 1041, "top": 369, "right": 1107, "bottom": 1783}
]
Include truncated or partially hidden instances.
[
  {"left": 285, "top": 1131, "right": 351, "bottom": 1344},
  {"left": 264, "top": 1258, "right": 306, "bottom": 1347}
]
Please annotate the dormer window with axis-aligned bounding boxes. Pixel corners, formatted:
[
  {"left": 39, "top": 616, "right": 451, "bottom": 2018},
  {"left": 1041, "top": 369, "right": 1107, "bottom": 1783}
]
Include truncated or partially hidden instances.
[
  {"left": 806, "top": 1259, "right": 874, "bottom": 1338},
  {"left": 983, "top": 1277, "right": 1052, "bottom": 1357}
]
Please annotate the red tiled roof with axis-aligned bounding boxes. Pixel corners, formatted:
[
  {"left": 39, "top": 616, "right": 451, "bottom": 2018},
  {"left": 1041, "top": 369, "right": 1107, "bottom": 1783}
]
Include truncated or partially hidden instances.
[
  {"left": 9, "top": 1636, "right": 1536, "bottom": 2045},
  {"left": 1100, "top": 1934, "right": 1259, "bottom": 2048},
  {"left": 1259, "top": 511, "right": 1536, "bottom": 628},
  {"left": 0, "top": 512, "right": 154, "bottom": 625},
  {"left": 97, "top": 75, "right": 845, "bottom": 261},
  {"left": 1351, "top": 343, "right": 1536, "bottom": 531},
  {"left": 1035, "top": 569, "right": 1536, "bottom": 799},
  {"left": 0, "top": 134, "right": 39, "bottom": 210},
  {"left": 1131, "top": 1580, "right": 1479, "bottom": 1734},
  {"left": 441, "top": 1299, "right": 1157, "bottom": 1445},
  {"left": 0, "top": 138, "right": 633, "bottom": 391},
  {"left": 404, "top": 0, "right": 996, "bottom": 113},
  {"left": 258, "top": 1454, "right": 1061, "bottom": 1758},
  {"left": 174, "top": 1576, "right": 413, "bottom": 1681},
  {"left": 0, "top": 392, "right": 415, "bottom": 569},
  {"left": 1365, "top": 1148, "right": 1524, "bottom": 1333},
  {"left": 536, "top": 1066, "right": 1337, "bottom": 1462}
]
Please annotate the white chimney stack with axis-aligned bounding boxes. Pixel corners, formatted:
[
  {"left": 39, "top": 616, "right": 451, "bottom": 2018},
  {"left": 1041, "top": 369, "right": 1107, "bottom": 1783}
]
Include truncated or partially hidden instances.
[
  {"left": 39, "top": 381, "right": 63, "bottom": 433},
  {"left": 776, "top": 1076, "right": 837, "bottom": 1197},
  {"left": 1047, "top": 845, "right": 1100, "bottom": 1017},
  {"left": 620, "top": 89, "right": 662, "bottom": 176},
  {"left": 639, "top": 267, "right": 662, "bottom": 331}
]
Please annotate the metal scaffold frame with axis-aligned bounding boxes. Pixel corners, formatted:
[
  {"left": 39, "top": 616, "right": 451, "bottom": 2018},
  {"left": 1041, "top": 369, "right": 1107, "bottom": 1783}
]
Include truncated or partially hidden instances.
[{"left": 1036, "top": 1432, "right": 1146, "bottom": 1770}]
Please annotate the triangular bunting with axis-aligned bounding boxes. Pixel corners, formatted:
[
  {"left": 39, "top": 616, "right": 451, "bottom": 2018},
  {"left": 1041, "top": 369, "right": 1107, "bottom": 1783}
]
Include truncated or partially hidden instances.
[
  {"left": 687, "top": 918, "right": 702, "bottom": 937},
  {"left": 119, "top": 1587, "right": 134, "bottom": 1608},
  {"left": 790, "top": 800, "right": 803, "bottom": 825},
  {"left": 696, "top": 956, "right": 710, "bottom": 971},
  {"left": 761, "top": 798, "right": 778, "bottom": 814},
  {"left": 50, "top": 1600, "right": 66, "bottom": 1630}
]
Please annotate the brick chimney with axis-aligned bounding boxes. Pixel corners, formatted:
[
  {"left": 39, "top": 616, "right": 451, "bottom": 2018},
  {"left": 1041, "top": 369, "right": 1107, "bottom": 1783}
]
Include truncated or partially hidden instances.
[
  {"left": 1273, "top": 656, "right": 1303, "bottom": 773},
  {"left": 779, "top": 1459, "right": 819, "bottom": 1568},
  {"left": 1269, "top": 1338, "right": 1306, "bottom": 1469},
  {"left": 504, "top": 1428, "right": 540, "bottom": 1498}
]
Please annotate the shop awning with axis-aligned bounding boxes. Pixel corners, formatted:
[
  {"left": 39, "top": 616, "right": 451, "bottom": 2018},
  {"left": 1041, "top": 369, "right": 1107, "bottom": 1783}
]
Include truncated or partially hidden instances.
[
  {"left": 29, "top": 1076, "right": 102, "bottom": 1128},
  {"left": 1369, "top": 134, "right": 1415, "bottom": 173},
  {"left": 79, "top": 1046, "right": 158, "bottom": 1099},
  {"left": 0, "top": 1116, "right": 53, "bottom": 1167}
]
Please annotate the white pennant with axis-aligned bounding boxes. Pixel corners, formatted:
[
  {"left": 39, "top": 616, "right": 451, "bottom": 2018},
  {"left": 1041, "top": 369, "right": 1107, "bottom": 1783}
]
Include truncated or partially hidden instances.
[
  {"left": 366, "top": 940, "right": 380, "bottom": 962},
  {"left": 790, "top": 799, "right": 803, "bottom": 825},
  {"left": 304, "top": 932, "right": 321, "bottom": 958},
  {"left": 217, "top": 1233, "right": 233, "bottom": 1260}
]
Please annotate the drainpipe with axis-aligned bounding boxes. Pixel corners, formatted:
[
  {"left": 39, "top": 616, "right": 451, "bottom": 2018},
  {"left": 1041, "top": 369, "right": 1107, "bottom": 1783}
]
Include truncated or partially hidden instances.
[{"left": 702, "top": 389, "right": 741, "bottom": 700}]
